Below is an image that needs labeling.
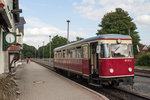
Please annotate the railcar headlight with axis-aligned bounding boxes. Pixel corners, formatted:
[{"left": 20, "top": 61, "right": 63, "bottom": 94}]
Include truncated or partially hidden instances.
[
  {"left": 128, "top": 67, "right": 132, "bottom": 72},
  {"left": 109, "top": 68, "right": 114, "bottom": 74}
]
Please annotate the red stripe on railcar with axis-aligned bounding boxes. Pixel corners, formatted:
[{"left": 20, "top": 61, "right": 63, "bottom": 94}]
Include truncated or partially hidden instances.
[
  {"left": 82, "top": 60, "right": 89, "bottom": 75},
  {"left": 99, "top": 58, "right": 134, "bottom": 76},
  {"left": 54, "top": 59, "right": 83, "bottom": 73}
]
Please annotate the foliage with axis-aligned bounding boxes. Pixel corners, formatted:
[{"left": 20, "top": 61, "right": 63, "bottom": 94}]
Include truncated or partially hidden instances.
[
  {"left": 148, "top": 45, "right": 150, "bottom": 51},
  {"left": 70, "top": 37, "right": 84, "bottom": 43},
  {"left": 76, "top": 37, "right": 84, "bottom": 41},
  {"left": 37, "top": 35, "right": 68, "bottom": 58},
  {"left": 22, "top": 43, "right": 37, "bottom": 58},
  {"left": 96, "top": 8, "right": 140, "bottom": 55},
  {"left": 135, "top": 53, "right": 150, "bottom": 66}
]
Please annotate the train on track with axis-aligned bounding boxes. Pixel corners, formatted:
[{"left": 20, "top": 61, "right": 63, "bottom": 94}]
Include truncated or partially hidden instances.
[{"left": 54, "top": 34, "right": 134, "bottom": 86}]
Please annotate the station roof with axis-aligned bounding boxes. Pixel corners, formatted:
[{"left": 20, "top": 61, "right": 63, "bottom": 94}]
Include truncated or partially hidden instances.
[
  {"left": 55, "top": 34, "right": 132, "bottom": 51},
  {"left": 16, "top": 17, "right": 26, "bottom": 35}
]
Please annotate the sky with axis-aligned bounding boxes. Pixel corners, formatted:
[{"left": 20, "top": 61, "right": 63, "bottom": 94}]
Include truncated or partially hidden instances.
[{"left": 20, "top": 0, "right": 150, "bottom": 48}]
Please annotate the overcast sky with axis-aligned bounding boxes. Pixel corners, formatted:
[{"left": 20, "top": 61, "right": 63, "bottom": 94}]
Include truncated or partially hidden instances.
[{"left": 20, "top": 0, "right": 150, "bottom": 48}]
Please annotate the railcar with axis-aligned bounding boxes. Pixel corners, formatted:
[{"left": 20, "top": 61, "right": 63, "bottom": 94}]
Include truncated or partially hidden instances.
[{"left": 54, "top": 34, "right": 134, "bottom": 86}]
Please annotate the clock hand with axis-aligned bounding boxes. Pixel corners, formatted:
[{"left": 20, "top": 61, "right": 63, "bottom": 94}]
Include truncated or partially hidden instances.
[{"left": 9, "top": 37, "right": 11, "bottom": 43}]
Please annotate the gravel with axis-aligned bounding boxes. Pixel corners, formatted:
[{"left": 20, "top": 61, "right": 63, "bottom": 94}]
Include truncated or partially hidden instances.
[
  {"left": 0, "top": 73, "right": 18, "bottom": 100},
  {"left": 118, "top": 76, "right": 150, "bottom": 97}
]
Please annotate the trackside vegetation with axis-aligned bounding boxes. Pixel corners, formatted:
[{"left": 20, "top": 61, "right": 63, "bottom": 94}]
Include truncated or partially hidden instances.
[{"left": 135, "top": 53, "right": 150, "bottom": 67}]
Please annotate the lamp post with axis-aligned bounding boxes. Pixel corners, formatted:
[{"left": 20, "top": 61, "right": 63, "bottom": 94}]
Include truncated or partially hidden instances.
[
  {"left": 38, "top": 45, "right": 40, "bottom": 58},
  {"left": 128, "top": 28, "right": 130, "bottom": 36},
  {"left": 66, "top": 20, "right": 70, "bottom": 44},
  {"left": 49, "top": 35, "right": 51, "bottom": 60},
  {"left": 43, "top": 41, "right": 44, "bottom": 60},
  {"left": 35, "top": 49, "right": 36, "bottom": 59}
]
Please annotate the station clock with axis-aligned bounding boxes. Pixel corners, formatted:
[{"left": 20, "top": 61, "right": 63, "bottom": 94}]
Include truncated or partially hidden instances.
[{"left": 3, "top": 32, "right": 16, "bottom": 51}]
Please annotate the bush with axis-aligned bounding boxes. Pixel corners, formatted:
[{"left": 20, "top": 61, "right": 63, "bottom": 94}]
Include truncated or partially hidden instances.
[{"left": 136, "top": 53, "right": 150, "bottom": 66}]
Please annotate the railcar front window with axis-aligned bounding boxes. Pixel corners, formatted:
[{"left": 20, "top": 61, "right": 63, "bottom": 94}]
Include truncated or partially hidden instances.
[
  {"left": 129, "top": 44, "right": 134, "bottom": 57},
  {"left": 100, "top": 44, "right": 110, "bottom": 58},
  {"left": 111, "top": 44, "right": 128, "bottom": 57}
]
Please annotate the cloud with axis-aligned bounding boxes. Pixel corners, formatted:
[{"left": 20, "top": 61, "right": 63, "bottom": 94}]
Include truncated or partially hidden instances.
[
  {"left": 24, "top": 17, "right": 89, "bottom": 48},
  {"left": 134, "top": 15, "right": 150, "bottom": 28},
  {"left": 73, "top": 0, "right": 150, "bottom": 21},
  {"left": 81, "top": 0, "right": 95, "bottom": 4},
  {"left": 73, "top": 0, "right": 150, "bottom": 45}
]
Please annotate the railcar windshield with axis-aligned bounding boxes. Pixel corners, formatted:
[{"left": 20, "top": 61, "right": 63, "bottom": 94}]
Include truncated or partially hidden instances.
[
  {"left": 111, "top": 44, "right": 128, "bottom": 57},
  {"left": 100, "top": 44, "right": 110, "bottom": 58},
  {"left": 129, "top": 44, "right": 134, "bottom": 57}
]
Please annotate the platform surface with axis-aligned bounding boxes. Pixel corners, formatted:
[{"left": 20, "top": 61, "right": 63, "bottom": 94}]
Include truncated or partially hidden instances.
[{"left": 16, "top": 62, "right": 107, "bottom": 100}]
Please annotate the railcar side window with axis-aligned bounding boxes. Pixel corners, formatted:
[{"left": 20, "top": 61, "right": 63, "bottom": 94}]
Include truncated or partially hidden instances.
[
  {"left": 76, "top": 47, "right": 82, "bottom": 58},
  {"left": 83, "top": 46, "right": 88, "bottom": 59},
  {"left": 70, "top": 48, "right": 76, "bottom": 58},
  {"left": 129, "top": 44, "right": 134, "bottom": 57},
  {"left": 111, "top": 44, "right": 128, "bottom": 57},
  {"left": 100, "top": 44, "right": 110, "bottom": 58},
  {"left": 63, "top": 50, "right": 65, "bottom": 58}
]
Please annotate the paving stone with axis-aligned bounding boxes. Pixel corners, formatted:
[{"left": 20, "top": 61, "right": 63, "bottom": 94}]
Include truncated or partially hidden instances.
[{"left": 16, "top": 62, "right": 107, "bottom": 100}]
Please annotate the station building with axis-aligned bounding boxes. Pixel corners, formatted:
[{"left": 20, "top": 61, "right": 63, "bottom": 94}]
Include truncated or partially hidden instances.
[{"left": 0, "top": 0, "right": 25, "bottom": 74}]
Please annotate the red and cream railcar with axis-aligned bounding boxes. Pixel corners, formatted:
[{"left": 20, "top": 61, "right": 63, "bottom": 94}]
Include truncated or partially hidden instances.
[{"left": 54, "top": 34, "right": 134, "bottom": 86}]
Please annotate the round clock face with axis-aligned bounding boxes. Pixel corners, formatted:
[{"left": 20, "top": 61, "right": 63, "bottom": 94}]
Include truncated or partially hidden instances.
[{"left": 5, "top": 33, "right": 15, "bottom": 43}]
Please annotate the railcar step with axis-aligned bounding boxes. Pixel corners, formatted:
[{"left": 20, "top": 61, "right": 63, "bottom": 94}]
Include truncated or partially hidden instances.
[
  {"left": 91, "top": 78, "right": 100, "bottom": 81},
  {"left": 89, "top": 83, "right": 101, "bottom": 87}
]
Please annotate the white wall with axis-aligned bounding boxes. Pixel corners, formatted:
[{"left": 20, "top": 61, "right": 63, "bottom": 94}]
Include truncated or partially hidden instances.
[{"left": 0, "top": 27, "right": 5, "bottom": 74}]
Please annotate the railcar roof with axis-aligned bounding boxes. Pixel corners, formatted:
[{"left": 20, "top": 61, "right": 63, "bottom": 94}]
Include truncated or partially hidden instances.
[{"left": 54, "top": 34, "right": 131, "bottom": 51}]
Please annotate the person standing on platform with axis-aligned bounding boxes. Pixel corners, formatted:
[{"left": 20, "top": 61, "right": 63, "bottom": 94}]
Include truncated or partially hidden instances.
[
  {"left": 26, "top": 58, "right": 29, "bottom": 64},
  {"left": 28, "top": 59, "right": 31, "bottom": 64}
]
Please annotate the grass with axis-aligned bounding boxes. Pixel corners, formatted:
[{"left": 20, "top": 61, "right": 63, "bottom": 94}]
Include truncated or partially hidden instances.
[{"left": 135, "top": 65, "right": 150, "bottom": 69}]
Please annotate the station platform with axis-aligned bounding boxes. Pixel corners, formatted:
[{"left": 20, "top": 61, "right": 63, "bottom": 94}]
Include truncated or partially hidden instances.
[{"left": 16, "top": 62, "right": 108, "bottom": 100}]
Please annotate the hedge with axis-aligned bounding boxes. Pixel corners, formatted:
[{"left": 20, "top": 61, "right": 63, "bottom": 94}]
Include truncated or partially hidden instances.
[{"left": 135, "top": 53, "right": 150, "bottom": 66}]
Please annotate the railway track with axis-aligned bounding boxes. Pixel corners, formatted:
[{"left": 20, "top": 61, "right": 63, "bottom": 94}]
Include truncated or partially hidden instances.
[
  {"left": 32, "top": 60, "right": 150, "bottom": 100},
  {"left": 135, "top": 69, "right": 150, "bottom": 78}
]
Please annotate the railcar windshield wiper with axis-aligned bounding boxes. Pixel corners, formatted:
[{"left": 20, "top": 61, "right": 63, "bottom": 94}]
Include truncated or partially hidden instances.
[{"left": 114, "top": 46, "right": 120, "bottom": 53}]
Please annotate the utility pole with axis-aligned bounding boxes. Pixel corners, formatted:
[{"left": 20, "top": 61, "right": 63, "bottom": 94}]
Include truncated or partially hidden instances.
[
  {"left": 38, "top": 45, "right": 40, "bottom": 58},
  {"left": 66, "top": 20, "right": 70, "bottom": 44},
  {"left": 43, "top": 41, "right": 44, "bottom": 60},
  {"left": 128, "top": 28, "right": 130, "bottom": 36},
  {"left": 35, "top": 49, "right": 36, "bottom": 59},
  {"left": 49, "top": 35, "right": 51, "bottom": 60}
]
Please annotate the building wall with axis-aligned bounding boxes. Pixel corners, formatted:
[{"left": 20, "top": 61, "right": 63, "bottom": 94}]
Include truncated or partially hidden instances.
[
  {"left": 1, "top": 0, "right": 16, "bottom": 32},
  {"left": 0, "top": 27, "right": 5, "bottom": 74},
  {"left": 0, "top": 0, "right": 18, "bottom": 74},
  {"left": 16, "top": 28, "right": 23, "bottom": 45}
]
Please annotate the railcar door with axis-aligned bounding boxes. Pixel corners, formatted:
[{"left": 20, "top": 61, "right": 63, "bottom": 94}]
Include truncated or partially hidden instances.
[
  {"left": 82, "top": 44, "right": 89, "bottom": 76},
  {"left": 90, "top": 42, "right": 99, "bottom": 77}
]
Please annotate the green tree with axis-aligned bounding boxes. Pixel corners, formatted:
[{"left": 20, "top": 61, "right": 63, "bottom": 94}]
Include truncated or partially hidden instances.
[
  {"left": 148, "top": 45, "right": 150, "bottom": 51},
  {"left": 50, "top": 35, "right": 67, "bottom": 57},
  {"left": 22, "top": 43, "right": 37, "bottom": 58},
  {"left": 70, "top": 37, "right": 84, "bottom": 43},
  {"left": 97, "top": 8, "right": 140, "bottom": 55},
  {"left": 76, "top": 37, "right": 84, "bottom": 41},
  {"left": 38, "top": 35, "right": 68, "bottom": 58}
]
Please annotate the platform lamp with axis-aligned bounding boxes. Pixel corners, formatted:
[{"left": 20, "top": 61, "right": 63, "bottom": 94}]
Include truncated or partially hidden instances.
[
  {"left": 66, "top": 20, "right": 70, "bottom": 44},
  {"left": 49, "top": 35, "right": 51, "bottom": 60},
  {"left": 38, "top": 45, "right": 39, "bottom": 58},
  {"left": 43, "top": 41, "right": 44, "bottom": 60}
]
